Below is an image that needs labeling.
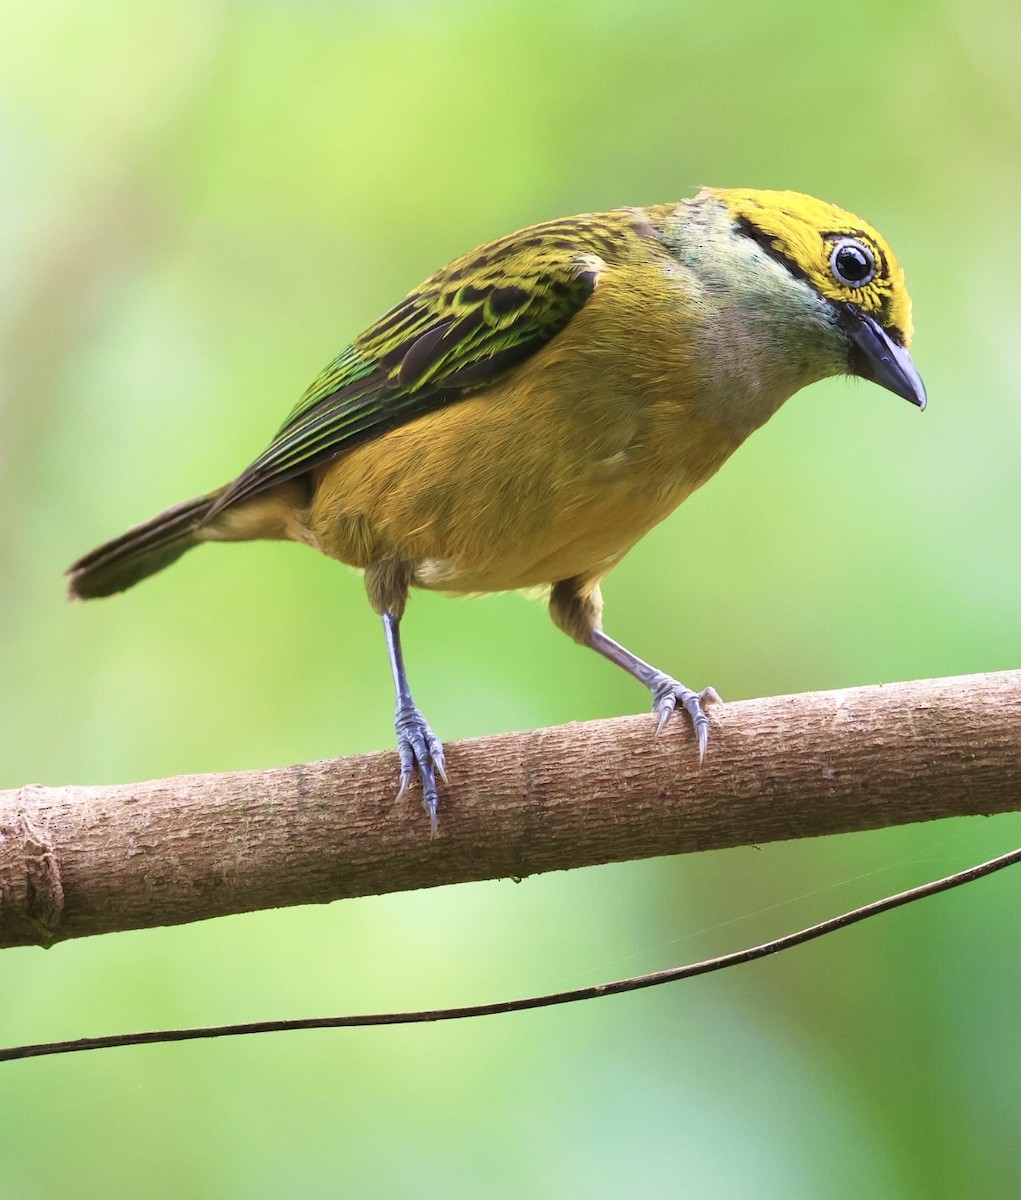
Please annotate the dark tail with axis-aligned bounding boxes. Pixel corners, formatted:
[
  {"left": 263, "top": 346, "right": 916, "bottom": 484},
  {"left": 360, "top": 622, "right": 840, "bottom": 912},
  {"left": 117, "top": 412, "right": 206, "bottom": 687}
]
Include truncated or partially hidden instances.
[{"left": 67, "top": 491, "right": 222, "bottom": 599}]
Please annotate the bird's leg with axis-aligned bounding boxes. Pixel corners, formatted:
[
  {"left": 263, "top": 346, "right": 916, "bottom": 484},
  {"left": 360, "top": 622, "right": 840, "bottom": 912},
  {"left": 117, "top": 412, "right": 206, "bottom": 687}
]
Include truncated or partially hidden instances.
[
  {"left": 367, "top": 559, "right": 446, "bottom": 831},
  {"left": 550, "top": 576, "right": 721, "bottom": 760},
  {"left": 381, "top": 610, "right": 446, "bottom": 832},
  {"left": 587, "top": 629, "right": 721, "bottom": 761}
]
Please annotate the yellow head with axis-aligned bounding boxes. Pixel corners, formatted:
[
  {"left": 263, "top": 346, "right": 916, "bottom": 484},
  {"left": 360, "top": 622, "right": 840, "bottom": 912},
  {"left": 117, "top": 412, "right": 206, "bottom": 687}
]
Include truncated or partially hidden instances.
[
  {"left": 702, "top": 187, "right": 923, "bottom": 410},
  {"left": 709, "top": 188, "right": 913, "bottom": 342}
]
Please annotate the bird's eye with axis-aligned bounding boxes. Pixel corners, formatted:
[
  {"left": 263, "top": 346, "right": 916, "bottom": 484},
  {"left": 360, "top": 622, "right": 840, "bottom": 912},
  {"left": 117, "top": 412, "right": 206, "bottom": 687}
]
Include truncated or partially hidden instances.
[{"left": 829, "top": 238, "right": 876, "bottom": 288}]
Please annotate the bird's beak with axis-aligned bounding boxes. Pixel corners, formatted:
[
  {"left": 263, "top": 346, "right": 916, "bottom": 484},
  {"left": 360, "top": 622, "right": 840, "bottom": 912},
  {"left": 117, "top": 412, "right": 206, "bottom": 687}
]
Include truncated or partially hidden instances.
[{"left": 847, "top": 310, "right": 927, "bottom": 411}]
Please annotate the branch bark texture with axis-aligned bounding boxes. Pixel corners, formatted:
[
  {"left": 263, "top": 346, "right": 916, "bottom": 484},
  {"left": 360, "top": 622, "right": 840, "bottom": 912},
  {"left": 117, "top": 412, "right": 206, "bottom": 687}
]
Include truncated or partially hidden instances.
[{"left": 2, "top": 670, "right": 1019, "bottom": 949}]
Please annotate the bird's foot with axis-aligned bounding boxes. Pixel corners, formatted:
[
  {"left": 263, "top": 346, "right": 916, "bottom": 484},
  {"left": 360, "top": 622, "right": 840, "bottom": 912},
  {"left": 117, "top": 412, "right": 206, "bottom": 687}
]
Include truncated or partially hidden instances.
[
  {"left": 394, "top": 701, "right": 447, "bottom": 833},
  {"left": 649, "top": 675, "right": 722, "bottom": 762}
]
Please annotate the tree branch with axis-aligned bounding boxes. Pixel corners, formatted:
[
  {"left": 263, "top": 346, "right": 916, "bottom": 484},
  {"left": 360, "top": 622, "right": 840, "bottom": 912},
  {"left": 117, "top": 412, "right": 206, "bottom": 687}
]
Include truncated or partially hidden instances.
[{"left": 2, "top": 670, "right": 1019, "bottom": 950}]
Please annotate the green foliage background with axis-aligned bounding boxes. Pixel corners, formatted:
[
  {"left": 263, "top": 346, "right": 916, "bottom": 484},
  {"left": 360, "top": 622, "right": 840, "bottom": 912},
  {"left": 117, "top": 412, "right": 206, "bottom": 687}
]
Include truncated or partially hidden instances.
[{"left": 3, "top": 2, "right": 1020, "bottom": 1195}]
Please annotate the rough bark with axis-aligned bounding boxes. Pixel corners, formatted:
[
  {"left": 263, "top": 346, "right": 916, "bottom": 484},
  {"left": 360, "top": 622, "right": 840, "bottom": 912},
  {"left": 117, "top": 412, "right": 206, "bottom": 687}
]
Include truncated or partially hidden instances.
[{"left": 1, "top": 670, "right": 1018, "bottom": 949}]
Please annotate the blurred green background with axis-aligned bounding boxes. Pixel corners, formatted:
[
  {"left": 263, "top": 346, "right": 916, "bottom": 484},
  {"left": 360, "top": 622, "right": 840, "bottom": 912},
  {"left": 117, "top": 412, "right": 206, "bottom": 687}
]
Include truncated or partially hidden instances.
[{"left": 3, "top": 0, "right": 1020, "bottom": 1195}]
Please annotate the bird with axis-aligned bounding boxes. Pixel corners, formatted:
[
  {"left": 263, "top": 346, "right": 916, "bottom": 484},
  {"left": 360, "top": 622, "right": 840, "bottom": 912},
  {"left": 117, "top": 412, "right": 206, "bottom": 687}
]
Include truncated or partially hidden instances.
[{"left": 67, "top": 187, "right": 925, "bottom": 831}]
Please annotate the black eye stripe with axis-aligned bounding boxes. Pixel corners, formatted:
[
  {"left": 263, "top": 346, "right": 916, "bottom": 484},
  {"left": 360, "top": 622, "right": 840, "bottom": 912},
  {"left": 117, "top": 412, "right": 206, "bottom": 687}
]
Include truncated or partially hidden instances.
[{"left": 733, "top": 215, "right": 812, "bottom": 284}]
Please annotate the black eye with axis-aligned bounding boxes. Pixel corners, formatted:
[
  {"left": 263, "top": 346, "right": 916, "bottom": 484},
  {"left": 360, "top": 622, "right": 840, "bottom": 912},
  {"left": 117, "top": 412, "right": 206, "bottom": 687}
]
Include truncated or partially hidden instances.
[{"left": 830, "top": 238, "right": 876, "bottom": 288}]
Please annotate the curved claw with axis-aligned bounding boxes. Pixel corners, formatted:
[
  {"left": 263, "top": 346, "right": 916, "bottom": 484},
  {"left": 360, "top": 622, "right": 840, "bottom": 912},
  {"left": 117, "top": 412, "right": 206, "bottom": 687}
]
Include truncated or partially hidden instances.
[
  {"left": 395, "top": 702, "right": 447, "bottom": 833},
  {"left": 651, "top": 676, "right": 722, "bottom": 762}
]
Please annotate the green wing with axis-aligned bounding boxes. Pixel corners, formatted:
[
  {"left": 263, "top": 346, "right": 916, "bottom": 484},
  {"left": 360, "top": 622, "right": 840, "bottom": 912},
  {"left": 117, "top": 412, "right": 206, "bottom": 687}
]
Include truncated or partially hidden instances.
[{"left": 207, "top": 215, "right": 639, "bottom": 515}]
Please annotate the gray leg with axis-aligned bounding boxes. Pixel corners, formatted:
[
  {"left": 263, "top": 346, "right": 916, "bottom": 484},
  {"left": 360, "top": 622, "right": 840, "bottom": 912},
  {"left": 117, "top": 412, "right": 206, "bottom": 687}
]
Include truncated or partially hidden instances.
[
  {"left": 588, "top": 629, "right": 721, "bottom": 761},
  {"left": 550, "top": 576, "right": 721, "bottom": 760},
  {"left": 382, "top": 611, "right": 446, "bottom": 832}
]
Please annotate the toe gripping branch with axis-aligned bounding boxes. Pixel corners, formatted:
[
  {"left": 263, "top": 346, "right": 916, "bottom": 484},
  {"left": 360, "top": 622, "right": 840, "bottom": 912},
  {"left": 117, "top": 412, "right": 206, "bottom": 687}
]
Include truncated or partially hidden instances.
[{"left": 588, "top": 629, "right": 721, "bottom": 760}]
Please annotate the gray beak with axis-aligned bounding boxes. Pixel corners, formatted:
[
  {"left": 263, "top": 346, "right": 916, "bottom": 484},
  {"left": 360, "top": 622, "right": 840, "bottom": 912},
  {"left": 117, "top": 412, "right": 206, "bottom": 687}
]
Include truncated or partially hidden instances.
[{"left": 848, "top": 311, "right": 927, "bottom": 411}]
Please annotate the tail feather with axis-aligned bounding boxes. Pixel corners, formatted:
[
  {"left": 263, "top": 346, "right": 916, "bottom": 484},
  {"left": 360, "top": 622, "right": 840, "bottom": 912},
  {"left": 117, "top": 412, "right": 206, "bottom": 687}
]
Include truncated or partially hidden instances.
[{"left": 67, "top": 491, "right": 221, "bottom": 599}]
